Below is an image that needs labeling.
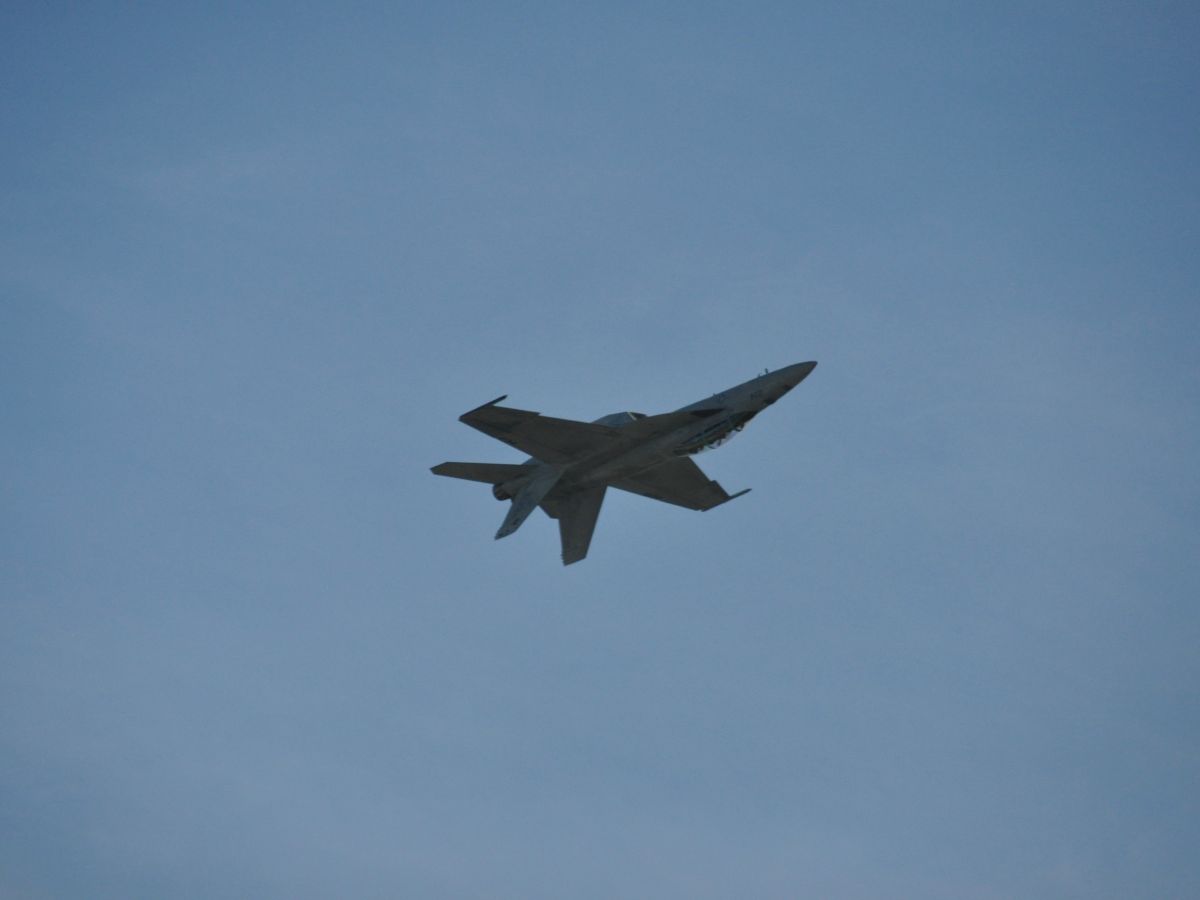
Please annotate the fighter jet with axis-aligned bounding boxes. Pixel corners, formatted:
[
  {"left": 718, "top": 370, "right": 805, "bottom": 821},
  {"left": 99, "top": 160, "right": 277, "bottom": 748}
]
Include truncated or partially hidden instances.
[{"left": 432, "top": 361, "right": 817, "bottom": 565}]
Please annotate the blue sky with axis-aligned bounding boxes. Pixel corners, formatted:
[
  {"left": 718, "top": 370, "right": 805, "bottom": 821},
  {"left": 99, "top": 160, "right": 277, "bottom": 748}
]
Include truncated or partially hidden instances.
[{"left": 3, "top": 3, "right": 1199, "bottom": 898}]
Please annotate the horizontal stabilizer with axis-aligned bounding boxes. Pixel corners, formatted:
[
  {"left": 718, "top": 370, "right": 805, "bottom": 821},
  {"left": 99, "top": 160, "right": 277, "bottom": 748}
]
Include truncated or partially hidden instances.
[{"left": 431, "top": 461, "right": 531, "bottom": 484}]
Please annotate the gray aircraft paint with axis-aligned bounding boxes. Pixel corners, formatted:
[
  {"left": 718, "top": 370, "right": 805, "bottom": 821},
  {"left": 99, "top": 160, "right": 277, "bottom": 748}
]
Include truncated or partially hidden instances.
[{"left": 432, "top": 361, "right": 816, "bottom": 564}]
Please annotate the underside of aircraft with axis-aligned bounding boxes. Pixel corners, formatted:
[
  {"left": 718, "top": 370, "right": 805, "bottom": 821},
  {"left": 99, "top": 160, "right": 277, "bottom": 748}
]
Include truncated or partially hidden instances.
[{"left": 433, "top": 362, "right": 816, "bottom": 564}]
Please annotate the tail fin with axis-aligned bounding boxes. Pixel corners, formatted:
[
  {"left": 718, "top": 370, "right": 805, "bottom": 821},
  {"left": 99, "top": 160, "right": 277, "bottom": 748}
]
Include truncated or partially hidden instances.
[
  {"left": 431, "top": 462, "right": 531, "bottom": 484},
  {"left": 495, "top": 468, "right": 561, "bottom": 539},
  {"left": 544, "top": 486, "right": 606, "bottom": 565}
]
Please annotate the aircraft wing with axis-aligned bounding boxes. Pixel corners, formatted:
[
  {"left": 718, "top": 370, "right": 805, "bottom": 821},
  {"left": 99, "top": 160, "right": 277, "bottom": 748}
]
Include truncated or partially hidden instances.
[
  {"left": 612, "top": 457, "right": 749, "bottom": 511},
  {"left": 459, "top": 396, "right": 621, "bottom": 464}
]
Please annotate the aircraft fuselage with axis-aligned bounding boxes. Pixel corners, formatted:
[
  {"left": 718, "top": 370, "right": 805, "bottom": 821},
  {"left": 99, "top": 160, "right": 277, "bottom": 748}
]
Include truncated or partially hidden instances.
[
  {"left": 433, "top": 360, "right": 817, "bottom": 563},
  {"left": 506, "top": 361, "right": 816, "bottom": 497}
]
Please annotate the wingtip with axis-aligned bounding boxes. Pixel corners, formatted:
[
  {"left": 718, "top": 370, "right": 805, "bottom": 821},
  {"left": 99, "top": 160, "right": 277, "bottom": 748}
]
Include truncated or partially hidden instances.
[
  {"left": 700, "top": 487, "right": 751, "bottom": 511},
  {"left": 460, "top": 394, "right": 508, "bottom": 421}
]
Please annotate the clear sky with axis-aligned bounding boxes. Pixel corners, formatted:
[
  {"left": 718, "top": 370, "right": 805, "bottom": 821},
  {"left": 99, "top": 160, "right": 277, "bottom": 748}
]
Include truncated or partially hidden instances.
[{"left": 3, "top": 3, "right": 1198, "bottom": 898}]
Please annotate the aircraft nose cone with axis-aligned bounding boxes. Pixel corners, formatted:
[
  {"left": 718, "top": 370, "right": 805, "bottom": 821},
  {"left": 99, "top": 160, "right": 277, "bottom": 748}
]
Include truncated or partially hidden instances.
[
  {"left": 784, "top": 360, "right": 817, "bottom": 386},
  {"left": 760, "top": 361, "right": 816, "bottom": 404}
]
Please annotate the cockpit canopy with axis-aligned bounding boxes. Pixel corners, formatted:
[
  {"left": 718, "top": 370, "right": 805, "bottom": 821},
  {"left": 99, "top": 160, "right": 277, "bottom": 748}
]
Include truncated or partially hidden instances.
[{"left": 591, "top": 411, "right": 647, "bottom": 427}]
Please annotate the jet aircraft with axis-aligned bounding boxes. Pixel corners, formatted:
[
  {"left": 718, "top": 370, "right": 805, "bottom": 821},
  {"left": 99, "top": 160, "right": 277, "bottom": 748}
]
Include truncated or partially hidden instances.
[{"left": 432, "top": 361, "right": 817, "bottom": 564}]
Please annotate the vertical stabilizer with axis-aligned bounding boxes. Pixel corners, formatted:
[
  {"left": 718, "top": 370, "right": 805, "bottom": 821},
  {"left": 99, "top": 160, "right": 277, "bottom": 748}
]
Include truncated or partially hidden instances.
[
  {"left": 556, "top": 487, "right": 606, "bottom": 565},
  {"left": 431, "top": 462, "right": 531, "bottom": 484},
  {"left": 495, "top": 468, "right": 561, "bottom": 540}
]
